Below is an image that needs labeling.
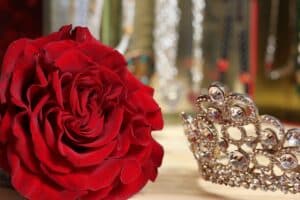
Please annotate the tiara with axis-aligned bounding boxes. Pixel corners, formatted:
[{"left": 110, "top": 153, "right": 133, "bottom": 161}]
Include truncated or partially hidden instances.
[{"left": 181, "top": 82, "right": 300, "bottom": 194}]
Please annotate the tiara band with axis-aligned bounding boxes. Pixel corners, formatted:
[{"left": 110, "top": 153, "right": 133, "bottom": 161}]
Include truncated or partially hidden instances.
[{"left": 182, "top": 82, "right": 300, "bottom": 194}]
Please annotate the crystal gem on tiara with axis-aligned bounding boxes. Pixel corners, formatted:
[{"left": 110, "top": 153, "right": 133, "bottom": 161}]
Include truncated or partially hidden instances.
[
  {"left": 279, "top": 154, "right": 298, "bottom": 170},
  {"left": 229, "top": 106, "right": 245, "bottom": 121},
  {"left": 286, "top": 129, "right": 300, "bottom": 147},
  {"left": 208, "top": 85, "right": 224, "bottom": 102},
  {"left": 207, "top": 107, "right": 222, "bottom": 121},
  {"left": 229, "top": 150, "right": 250, "bottom": 170},
  {"left": 260, "top": 129, "right": 278, "bottom": 149}
]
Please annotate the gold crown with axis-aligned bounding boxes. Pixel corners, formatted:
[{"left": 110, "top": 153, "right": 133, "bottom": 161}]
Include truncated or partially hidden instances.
[{"left": 181, "top": 82, "right": 300, "bottom": 194}]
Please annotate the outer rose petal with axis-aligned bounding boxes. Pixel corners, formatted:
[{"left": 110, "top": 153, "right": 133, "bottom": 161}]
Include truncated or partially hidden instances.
[
  {"left": 145, "top": 110, "right": 164, "bottom": 130},
  {"left": 81, "top": 185, "right": 113, "bottom": 200},
  {"left": 55, "top": 49, "right": 93, "bottom": 73},
  {"left": 79, "top": 42, "right": 127, "bottom": 78},
  {"left": 43, "top": 40, "right": 77, "bottom": 64},
  {"left": 109, "top": 172, "right": 148, "bottom": 200},
  {"left": 8, "top": 147, "right": 85, "bottom": 200},
  {"left": 71, "top": 27, "right": 97, "bottom": 42},
  {"left": 143, "top": 160, "right": 158, "bottom": 181},
  {"left": 127, "top": 89, "right": 163, "bottom": 130},
  {"left": 120, "top": 159, "right": 142, "bottom": 184},
  {"left": 40, "top": 159, "right": 122, "bottom": 191},
  {"left": 111, "top": 126, "right": 131, "bottom": 158},
  {"left": 0, "top": 39, "right": 29, "bottom": 103},
  {"left": 125, "top": 72, "right": 154, "bottom": 95},
  {"left": 31, "top": 25, "right": 73, "bottom": 48},
  {"left": 29, "top": 113, "right": 71, "bottom": 173},
  {"left": 150, "top": 140, "right": 164, "bottom": 167},
  {"left": 12, "top": 112, "right": 40, "bottom": 173},
  {"left": 57, "top": 141, "right": 117, "bottom": 167},
  {"left": 0, "top": 108, "right": 14, "bottom": 144}
]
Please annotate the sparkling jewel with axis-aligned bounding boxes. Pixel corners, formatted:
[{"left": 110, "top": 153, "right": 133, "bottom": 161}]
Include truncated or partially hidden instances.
[
  {"left": 286, "top": 128, "right": 300, "bottom": 147},
  {"left": 295, "top": 183, "right": 300, "bottom": 192},
  {"left": 279, "top": 154, "right": 298, "bottom": 170},
  {"left": 230, "top": 106, "right": 245, "bottom": 121},
  {"left": 229, "top": 150, "right": 250, "bottom": 170},
  {"left": 195, "top": 145, "right": 211, "bottom": 160},
  {"left": 260, "top": 128, "right": 278, "bottom": 149},
  {"left": 186, "top": 129, "right": 200, "bottom": 142},
  {"left": 245, "top": 136, "right": 257, "bottom": 148},
  {"left": 293, "top": 174, "right": 300, "bottom": 182},
  {"left": 208, "top": 86, "right": 224, "bottom": 102},
  {"left": 279, "top": 176, "right": 288, "bottom": 185},
  {"left": 182, "top": 112, "right": 193, "bottom": 124},
  {"left": 250, "top": 179, "right": 261, "bottom": 190},
  {"left": 202, "top": 128, "right": 214, "bottom": 141},
  {"left": 218, "top": 139, "right": 228, "bottom": 152},
  {"left": 207, "top": 107, "right": 221, "bottom": 121}
]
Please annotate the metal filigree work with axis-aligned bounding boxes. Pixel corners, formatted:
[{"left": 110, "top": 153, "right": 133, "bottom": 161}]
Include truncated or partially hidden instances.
[{"left": 182, "top": 82, "right": 300, "bottom": 194}]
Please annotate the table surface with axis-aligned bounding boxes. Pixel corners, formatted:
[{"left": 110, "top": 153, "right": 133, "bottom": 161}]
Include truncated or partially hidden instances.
[
  {"left": 1, "top": 125, "right": 300, "bottom": 200},
  {"left": 132, "top": 125, "right": 300, "bottom": 200}
]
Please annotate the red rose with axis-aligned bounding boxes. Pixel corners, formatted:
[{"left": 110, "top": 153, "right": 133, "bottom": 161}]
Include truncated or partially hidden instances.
[{"left": 0, "top": 25, "right": 164, "bottom": 200}]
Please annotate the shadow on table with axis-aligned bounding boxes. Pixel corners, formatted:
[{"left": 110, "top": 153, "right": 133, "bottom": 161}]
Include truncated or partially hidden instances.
[
  {"left": 140, "top": 168, "right": 237, "bottom": 200},
  {"left": 0, "top": 168, "right": 237, "bottom": 200},
  {"left": 0, "top": 187, "right": 22, "bottom": 200}
]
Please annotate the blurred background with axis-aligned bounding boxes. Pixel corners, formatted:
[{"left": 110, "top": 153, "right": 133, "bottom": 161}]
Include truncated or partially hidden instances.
[
  {"left": 1, "top": 1, "right": 300, "bottom": 199},
  {"left": 1, "top": 0, "right": 300, "bottom": 123}
]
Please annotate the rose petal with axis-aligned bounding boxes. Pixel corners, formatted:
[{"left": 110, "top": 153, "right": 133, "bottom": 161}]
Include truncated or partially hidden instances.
[
  {"left": 55, "top": 49, "right": 93, "bottom": 73},
  {"left": 9, "top": 46, "right": 39, "bottom": 108},
  {"left": 59, "top": 140, "right": 117, "bottom": 167},
  {"left": 150, "top": 140, "right": 164, "bottom": 167},
  {"left": 35, "top": 63, "right": 48, "bottom": 85},
  {"left": 0, "top": 108, "right": 14, "bottom": 144},
  {"left": 146, "top": 110, "right": 164, "bottom": 130},
  {"left": 42, "top": 107, "right": 63, "bottom": 152},
  {"left": 41, "top": 159, "right": 122, "bottom": 191},
  {"left": 69, "top": 76, "right": 82, "bottom": 115},
  {"left": 80, "top": 111, "right": 104, "bottom": 138},
  {"left": 71, "top": 27, "right": 96, "bottom": 43},
  {"left": 127, "top": 90, "right": 163, "bottom": 130},
  {"left": 143, "top": 160, "right": 158, "bottom": 181},
  {"left": 131, "top": 124, "right": 152, "bottom": 146},
  {"left": 81, "top": 185, "right": 113, "bottom": 200},
  {"left": 79, "top": 42, "right": 127, "bottom": 78},
  {"left": 0, "top": 39, "right": 29, "bottom": 103},
  {"left": 44, "top": 117, "right": 57, "bottom": 150},
  {"left": 26, "top": 84, "right": 50, "bottom": 114},
  {"left": 109, "top": 172, "right": 148, "bottom": 200},
  {"left": 111, "top": 126, "right": 131, "bottom": 158},
  {"left": 29, "top": 113, "right": 71, "bottom": 173},
  {"left": 12, "top": 112, "right": 41, "bottom": 173},
  {"left": 31, "top": 25, "right": 72, "bottom": 48},
  {"left": 128, "top": 145, "right": 152, "bottom": 164},
  {"left": 60, "top": 107, "right": 123, "bottom": 149},
  {"left": 51, "top": 70, "right": 64, "bottom": 107},
  {"left": 125, "top": 72, "right": 154, "bottom": 96},
  {"left": 43, "top": 40, "right": 77, "bottom": 64},
  {"left": 120, "top": 159, "right": 141, "bottom": 184},
  {"left": 8, "top": 147, "right": 84, "bottom": 200}
]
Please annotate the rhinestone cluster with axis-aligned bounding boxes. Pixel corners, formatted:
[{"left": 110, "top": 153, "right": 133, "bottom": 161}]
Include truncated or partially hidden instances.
[{"left": 182, "top": 82, "right": 300, "bottom": 194}]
